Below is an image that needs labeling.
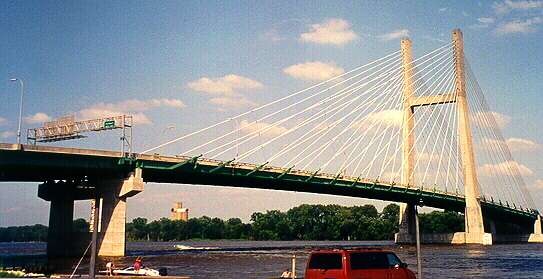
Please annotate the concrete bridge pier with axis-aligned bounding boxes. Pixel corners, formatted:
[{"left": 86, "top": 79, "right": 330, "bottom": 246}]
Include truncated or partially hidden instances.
[
  {"left": 46, "top": 193, "right": 75, "bottom": 257},
  {"left": 395, "top": 203, "right": 416, "bottom": 243},
  {"left": 38, "top": 181, "right": 80, "bottom": 257},
  {"left": 528, "top": 215, "right": 543, "bottom": 242},
  {"left": 39, "top": 169, "right": 144, "bottom": 258},
  {"left": 95, "top": 168, "right": 144, "bottom": 256}
]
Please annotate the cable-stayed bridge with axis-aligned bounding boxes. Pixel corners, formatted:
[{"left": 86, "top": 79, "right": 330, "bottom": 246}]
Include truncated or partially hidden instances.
[{"left": 0, "top": 29, "right": 541, "bottom": 257}]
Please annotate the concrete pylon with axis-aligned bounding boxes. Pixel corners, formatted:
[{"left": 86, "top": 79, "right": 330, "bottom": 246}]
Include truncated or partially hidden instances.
[
  {"left": 96, "top": 168, "right": 144, "bottom": 256},
  {"left": 452, "top": 29, "right": 489, "bottom": 244},
  {"left": 397, "top": 38, "right": 417, "bottom": 241},
  {"left": 534, "top": 215, "right": 542, "bottom": 235}
]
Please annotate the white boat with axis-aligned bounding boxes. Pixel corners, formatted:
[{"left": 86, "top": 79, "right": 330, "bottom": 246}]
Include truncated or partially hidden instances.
[
  {"left": 100, "top": 266, "right": 162, "bottom": 276},
  {"left": 174, "top": 244, "right": 219, "bottom": 250}
]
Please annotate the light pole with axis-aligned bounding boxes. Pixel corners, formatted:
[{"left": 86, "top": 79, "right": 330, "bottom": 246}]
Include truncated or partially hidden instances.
[{"left": 9, "top": 78, "right": 24, "bottom": 144}]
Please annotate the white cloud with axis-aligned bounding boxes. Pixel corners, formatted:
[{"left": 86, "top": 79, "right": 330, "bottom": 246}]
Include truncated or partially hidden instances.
[
  {"left": 377, "top": 29, "right": 410, "bottom": 41},
  {"left": 534, "top": 179, "right": 543, "bottom": 189},
  {"left": 506, "top": 137, "right": 541, "bottom": 151},
  {"left": 24, "top": 112, "right": 52, "bottom": 124},
  {"left": 209, "top": 96, "right": 258, "bottom": 111},
  {"left": 470, "top": 17, "right": 496, "bottom": 29},
  {"left": 353, "top": 110, "right": 403, "bottom": 130},
  {"left": 479, "top": 160, "right": 534, "bottom": 177},
  {"left": 472, "top": 111, "right": 511, "bottom": 129},
  {"left": 495, "top": 17, "right": 543, "bottom": 34},
  {"left": 283, "top": 61, "right": 344, "bottom": 81},
  {"left": 79, "top": 109, "right": 151, "bottom": 125},
  {"left": 478, "top": 137, "right": 506, "bottom": 150},
  {"left": 300, "top": 18, "right": 358, "bottom": 45},
  {"left": 493, "top": 0, "right": 543, "bottom": 14},
  {"left": 78, "top": 98, "right": 185, "bottom": 125},
  {"left": 0, "top": 117, "right": 7, "bottom": 126},
  {"left": 260, "top": 28, "right": 284, "bottom": 42},
  {"left": 187, "top": 74, "right": 263, "bottom": 111},
  {"left": 187, "top": 74, "right": 263, "bottom": 96},
  {"left": 478, "top": 17, "right": 496, "bottom": 24},
  {"left": 0, "top": 131, "right": 15, "bottom": 139},
  {"left": 439, "top": 7, "right": 448, "bottom": 12},
  {"left": 239, "top": 120, "right": 288, "bottom": 137}
]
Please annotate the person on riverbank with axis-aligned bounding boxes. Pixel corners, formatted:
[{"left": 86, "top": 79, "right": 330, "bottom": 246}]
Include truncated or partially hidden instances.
[
  {"left": 280, "top": 269, "right": 292, "bottom": 278},
  {"left": 105, "top": 261, "right": 114, "bottom": 276},
  {"left": 134, "top": 256, "right": 143, "bottom": 273}
]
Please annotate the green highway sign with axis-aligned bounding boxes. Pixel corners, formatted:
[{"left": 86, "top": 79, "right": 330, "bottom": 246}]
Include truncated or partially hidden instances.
[{"left": 104, "top": 120, "right": 116, "bottom": 128}]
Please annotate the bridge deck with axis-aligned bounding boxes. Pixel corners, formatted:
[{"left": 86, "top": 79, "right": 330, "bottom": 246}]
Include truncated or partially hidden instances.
[{"left": 0, "top": 143, "right": 537, "bottom": 223}]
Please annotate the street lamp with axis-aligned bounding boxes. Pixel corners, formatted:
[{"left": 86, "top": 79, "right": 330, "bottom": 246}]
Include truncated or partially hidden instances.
[{"left": 9, "top": 78, "right": 24, "bottom": 145}]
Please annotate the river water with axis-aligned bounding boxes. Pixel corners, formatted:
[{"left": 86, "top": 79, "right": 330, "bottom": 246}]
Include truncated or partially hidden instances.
[{"left": 2, "top": 241, "right": 543, "bottom": 278}]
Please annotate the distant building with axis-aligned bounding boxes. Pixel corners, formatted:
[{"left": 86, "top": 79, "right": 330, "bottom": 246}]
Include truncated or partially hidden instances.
[{"left": 170, "top": 202, "right": 189, "bottom": 221}]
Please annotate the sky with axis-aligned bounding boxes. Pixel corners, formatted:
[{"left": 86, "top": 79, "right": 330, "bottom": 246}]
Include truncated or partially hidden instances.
[{"left": 1, "top": 0, "right": 543, "bottom": 226}]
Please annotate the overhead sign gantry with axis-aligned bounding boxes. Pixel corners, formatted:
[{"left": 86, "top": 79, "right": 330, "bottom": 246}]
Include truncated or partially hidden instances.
[{"left": 26, "top": 115, "right": 133, "bottom": 153}]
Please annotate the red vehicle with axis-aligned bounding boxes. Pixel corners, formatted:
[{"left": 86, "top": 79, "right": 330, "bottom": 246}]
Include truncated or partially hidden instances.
[{"left": 305, "top": 248, "right": 416, "bottom": 279}]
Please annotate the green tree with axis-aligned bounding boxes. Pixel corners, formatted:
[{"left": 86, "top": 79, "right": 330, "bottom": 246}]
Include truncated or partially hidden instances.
[
  {"left": 419, "top": 211, "right": 464, "bottom": 233},
  {"left": 132, "top": 217, "right": 149, "bottom": 240},
  {"left": 225, "top": 218, "right": 249, "bottom": 239}
]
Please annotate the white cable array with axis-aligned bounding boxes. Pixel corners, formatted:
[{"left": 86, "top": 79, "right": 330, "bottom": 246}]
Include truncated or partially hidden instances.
[
  {"left": 465, "top": 60, "right": 535, "bottom": 210},
  {"left": 190, "top": 53, "right": 402, "bottom": 157},
  {"left": 142, "top": 51, "right": 402, "bottom": 154},
  {"left": 218, "top": 58, "right": 404, "bottom": 161},
  {"left": 266, "top": 63, "right": 403, "bottom": 165}
]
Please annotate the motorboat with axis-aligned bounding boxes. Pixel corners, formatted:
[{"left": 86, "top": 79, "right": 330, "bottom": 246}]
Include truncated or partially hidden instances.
[
  {"left": 174, "top": 244, "right": 219, "bottom": 251},
  {"left": 100, "top": 266, "right": 165, "bottom": 276}
]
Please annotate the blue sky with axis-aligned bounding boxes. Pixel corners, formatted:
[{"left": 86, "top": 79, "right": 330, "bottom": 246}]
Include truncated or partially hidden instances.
[{"left": 1, "top": 1, "right": 543, "bottom": 226}]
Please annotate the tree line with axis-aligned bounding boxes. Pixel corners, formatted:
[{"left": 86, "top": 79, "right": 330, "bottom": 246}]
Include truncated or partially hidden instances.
[
  {"left": 126, "top": 203, "right": 465, "bottom": 241},
  {"left": 0, "top": 218, "right": 89, "bottom": 242},
  {"left": 0, "top": 203, "right": 467, "bottom": 242}
]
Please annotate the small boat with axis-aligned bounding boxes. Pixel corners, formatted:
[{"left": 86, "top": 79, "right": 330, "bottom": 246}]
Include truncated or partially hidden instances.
[
  {"left": 100, "top": 266, "right": 164, "bottom": 276},
  {"left": 174, "top": 244, "right": 219, "bottom": 251}
]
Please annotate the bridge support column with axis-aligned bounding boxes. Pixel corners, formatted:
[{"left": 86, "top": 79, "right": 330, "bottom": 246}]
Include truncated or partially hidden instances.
[
  {"left": 453, "top": 29, "right": 489, "bottom": 245},
  {"left": 527, "top": 215, "right": 543, "bottom": 243},
  {"left": 38, "top": 181, "right": 85, "bottom": 258},
  {"left": 534, "top": 215, "right": 542, "bottom": 234},
  {"left": 47, "top": 195, "right": 74, "bottom": 257},
  {"left": 396, "top": 203, "right": 417, "bottom": 243},
  {"left": 96, "top": 168, "right": 144, "bottom": 256}
]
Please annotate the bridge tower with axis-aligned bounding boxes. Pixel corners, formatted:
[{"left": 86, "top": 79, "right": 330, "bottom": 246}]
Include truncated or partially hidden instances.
[
  {"left": 396, "top": 29, "right": 491, "bottom": 244},
  {"left": 398, "top": 38, "right": 417, "bottom": 241},
  {"left": 452, "top": 29, "right": 489, "bottom": 244}
]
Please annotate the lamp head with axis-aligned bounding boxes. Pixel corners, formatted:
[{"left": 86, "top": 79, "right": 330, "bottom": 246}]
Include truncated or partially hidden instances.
[{"left": 9, "top": 78, "right": 17, "bottom": 82}]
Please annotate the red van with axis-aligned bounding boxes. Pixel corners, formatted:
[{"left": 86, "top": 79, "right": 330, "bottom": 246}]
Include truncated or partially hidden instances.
[{"left": 305, "top": 248, "right": 416, "bottom": 279}]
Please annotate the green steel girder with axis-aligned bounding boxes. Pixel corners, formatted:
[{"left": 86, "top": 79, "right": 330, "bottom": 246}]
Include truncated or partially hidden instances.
[
  {"left": 276, "top": 166, "right": 294, "bottom": 180},
  {"left": 305, "top": 169, "right": 320, "bottom": 182},
  {"left": 0, "top": 146, "right": 538, "bottom": 223},
  {"left": 169, "top": 155, "right": 202, "bottom": 170},
  {"left": 329, "top": 173, "right": 342, "bottom": 185},
  {"left": 209, "top": 159, "right": 235, "bottom": 173},
  {"left": 246, "top": 162, "right": 269, "bottom": 176}
]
